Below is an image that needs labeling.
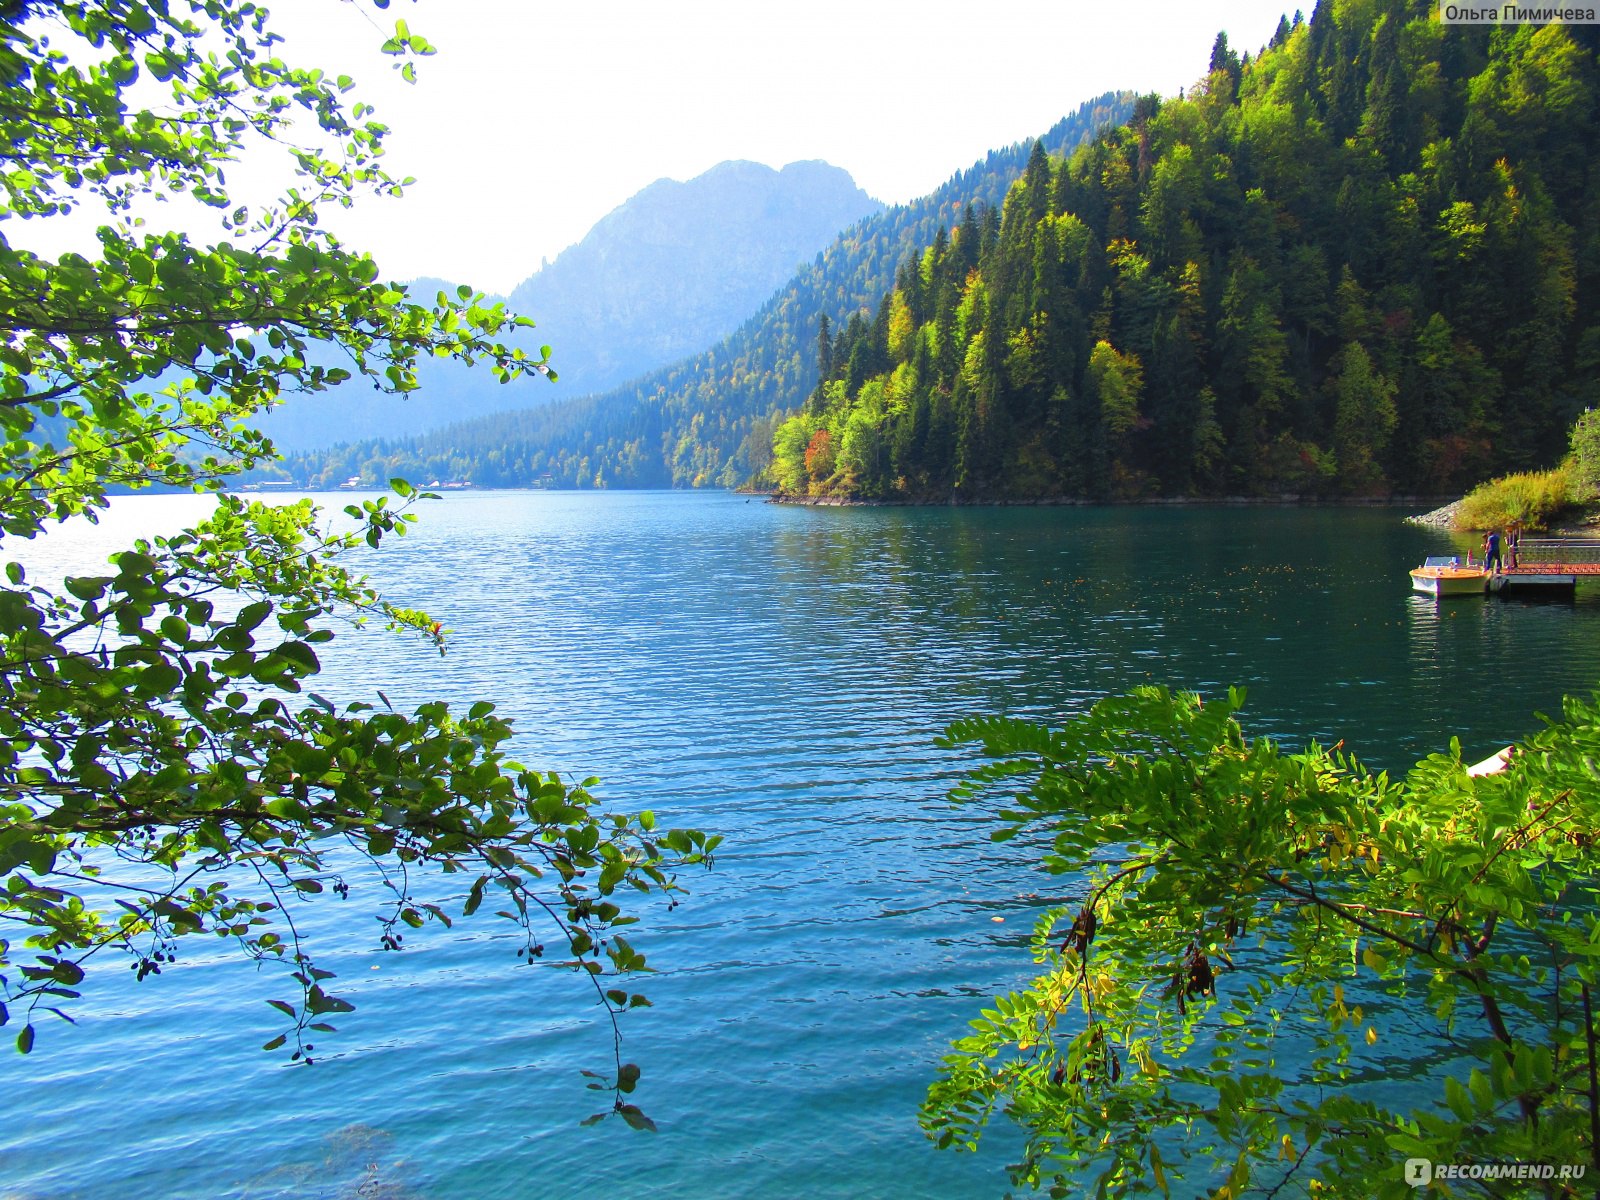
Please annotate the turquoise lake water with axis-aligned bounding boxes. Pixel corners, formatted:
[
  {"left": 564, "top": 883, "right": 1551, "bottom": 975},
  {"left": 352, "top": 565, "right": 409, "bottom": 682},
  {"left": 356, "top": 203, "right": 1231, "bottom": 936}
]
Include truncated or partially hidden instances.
[{"left": 4, "top": 491, "right": 1600, "bottom": 1199}]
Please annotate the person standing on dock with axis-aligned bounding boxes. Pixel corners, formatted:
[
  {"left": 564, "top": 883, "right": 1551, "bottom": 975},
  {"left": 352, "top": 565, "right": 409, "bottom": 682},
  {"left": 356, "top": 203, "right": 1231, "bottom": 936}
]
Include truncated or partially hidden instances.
[
  {"left": 1507, "top": 524, "right": 1520, "bottom": 568},
  {"left": 1484, "top": 528, "right": 1503, "bottom": 571}
]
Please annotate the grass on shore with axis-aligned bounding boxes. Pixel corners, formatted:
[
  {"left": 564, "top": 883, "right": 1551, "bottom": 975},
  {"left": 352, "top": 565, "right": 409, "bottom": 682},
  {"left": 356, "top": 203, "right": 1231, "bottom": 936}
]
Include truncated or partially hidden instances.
[{"left": 1452, "top": 465, "right": 1586, "bottom": 532}]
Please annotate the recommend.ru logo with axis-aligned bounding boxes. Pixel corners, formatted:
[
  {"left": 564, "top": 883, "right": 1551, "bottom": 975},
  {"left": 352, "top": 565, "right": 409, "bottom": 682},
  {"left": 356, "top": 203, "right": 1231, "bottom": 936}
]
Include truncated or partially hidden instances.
[{"left": 1405, "top": 1159, "right": 1588, "bottom": 1187}]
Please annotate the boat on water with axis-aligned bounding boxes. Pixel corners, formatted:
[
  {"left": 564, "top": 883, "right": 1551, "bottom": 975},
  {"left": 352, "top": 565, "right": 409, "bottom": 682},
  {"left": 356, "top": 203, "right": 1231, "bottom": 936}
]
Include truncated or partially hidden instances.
[{"left": 1410, "top": 555, "right": 1490, "bottom": 597}]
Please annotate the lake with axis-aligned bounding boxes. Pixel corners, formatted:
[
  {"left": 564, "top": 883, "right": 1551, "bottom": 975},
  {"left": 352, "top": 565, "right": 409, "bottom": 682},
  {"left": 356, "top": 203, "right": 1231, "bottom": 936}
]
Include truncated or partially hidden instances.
[{"left": 4, "top": 491, "right": 1599, "bottom": 1199}]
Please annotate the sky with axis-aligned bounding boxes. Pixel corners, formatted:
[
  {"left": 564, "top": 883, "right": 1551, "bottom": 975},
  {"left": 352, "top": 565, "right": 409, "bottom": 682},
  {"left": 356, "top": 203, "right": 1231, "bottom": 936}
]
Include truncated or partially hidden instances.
[{"left": 88, "top": 0, "right": 1306, "bottom": 295}]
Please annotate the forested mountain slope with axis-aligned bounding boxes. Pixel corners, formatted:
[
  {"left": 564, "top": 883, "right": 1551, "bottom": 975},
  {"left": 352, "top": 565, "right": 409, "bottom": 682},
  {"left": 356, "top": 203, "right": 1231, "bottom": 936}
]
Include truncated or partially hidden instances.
[
  {"left": 288, "top": 93, "right": 1131, "bottom": 487},
  {"left": 257, "top": 160, "right": 879, "bottom": 452},
  {"left": 770, "top": 4, "right": 1600, "bottom": 500}
]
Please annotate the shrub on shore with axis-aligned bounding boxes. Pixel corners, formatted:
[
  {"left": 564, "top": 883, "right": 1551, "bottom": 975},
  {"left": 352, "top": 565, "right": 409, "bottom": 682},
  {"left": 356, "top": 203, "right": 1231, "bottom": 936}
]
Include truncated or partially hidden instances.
[{"left": 1452, "top": 465, "right": 1577, "bottom": 532}]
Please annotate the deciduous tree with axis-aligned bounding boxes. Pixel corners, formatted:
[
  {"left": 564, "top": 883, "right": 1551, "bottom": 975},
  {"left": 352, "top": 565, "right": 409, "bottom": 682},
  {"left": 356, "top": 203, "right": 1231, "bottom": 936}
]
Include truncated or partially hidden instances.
[
  {"left": 925, "top": 686, "right": 1600, "bottom": 1196},
  {"left": 0, "top": 0, "right": 716, "bottom": 1122}
]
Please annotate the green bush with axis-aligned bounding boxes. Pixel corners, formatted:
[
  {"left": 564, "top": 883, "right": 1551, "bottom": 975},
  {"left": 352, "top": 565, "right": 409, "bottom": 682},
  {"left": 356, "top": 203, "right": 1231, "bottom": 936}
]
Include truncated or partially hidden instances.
[
  {"left": 927, "top": 684, "right": 1600, "bottom": 1197},
  {"left": 1452, "top": 466, "right": 1574, "bottom": 531},
  {"left": 1570, "top": 407, "right": 1600, "bottom": 498}
]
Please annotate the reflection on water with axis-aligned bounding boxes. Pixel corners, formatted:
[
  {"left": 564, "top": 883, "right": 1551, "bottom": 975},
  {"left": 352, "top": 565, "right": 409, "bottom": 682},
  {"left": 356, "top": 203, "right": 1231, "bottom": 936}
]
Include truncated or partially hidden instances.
[
  {"left": 3, "top": 492, "right": 1600, "bottom": 1200},
  {"left": 238, "top": 1123, "right": 416, "bottom": 1200}
]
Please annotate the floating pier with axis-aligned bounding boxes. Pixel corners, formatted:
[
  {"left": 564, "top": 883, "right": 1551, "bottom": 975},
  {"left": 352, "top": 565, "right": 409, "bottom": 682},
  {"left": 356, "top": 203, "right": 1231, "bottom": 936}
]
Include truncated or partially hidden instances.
[{"left": 1490, "top": 539, "right": 1600, "bottom": 596}]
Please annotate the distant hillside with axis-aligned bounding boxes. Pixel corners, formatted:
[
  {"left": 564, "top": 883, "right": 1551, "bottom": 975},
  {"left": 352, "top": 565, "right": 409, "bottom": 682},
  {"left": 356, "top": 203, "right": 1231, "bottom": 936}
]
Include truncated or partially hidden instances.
[
  {"left": 257, "top": 160, "right": 880, "bottom": 451},
  {"left": 769, "top": 5, "right": 1600, "bottom": 501},
  {"left": 290, "top": 91, "right": 1132, "bottom": 487}
]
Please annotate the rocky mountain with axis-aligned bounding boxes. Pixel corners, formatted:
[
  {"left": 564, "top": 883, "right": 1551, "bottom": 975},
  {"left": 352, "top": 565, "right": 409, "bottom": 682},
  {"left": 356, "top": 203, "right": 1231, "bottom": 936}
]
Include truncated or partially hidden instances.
[{"left": 505, "top": 160, "right": 883, "bottom": 395}]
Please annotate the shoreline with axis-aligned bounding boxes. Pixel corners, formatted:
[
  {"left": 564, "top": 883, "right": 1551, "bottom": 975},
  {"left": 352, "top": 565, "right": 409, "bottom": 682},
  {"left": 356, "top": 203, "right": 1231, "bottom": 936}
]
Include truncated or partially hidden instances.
[{"left": 763, "top": 491, "right": 1461, "bottom": 511}]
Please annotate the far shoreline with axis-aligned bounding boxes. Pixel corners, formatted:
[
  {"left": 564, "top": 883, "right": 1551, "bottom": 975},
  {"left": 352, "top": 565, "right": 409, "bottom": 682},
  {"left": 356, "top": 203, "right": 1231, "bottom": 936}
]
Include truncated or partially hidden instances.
[
  {"left": 759, "top": 490, "right": 1600, "bottom": 534},
  {"left": 761, "top": 491, "right": 1460, "bottom": 511}
]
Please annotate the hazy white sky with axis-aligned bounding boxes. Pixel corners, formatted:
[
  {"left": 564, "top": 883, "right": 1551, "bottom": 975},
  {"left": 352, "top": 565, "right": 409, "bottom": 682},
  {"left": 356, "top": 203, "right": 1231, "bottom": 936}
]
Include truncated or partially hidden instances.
[{"left": 251, "top": 1, "right": 1300, "bottom": 292}]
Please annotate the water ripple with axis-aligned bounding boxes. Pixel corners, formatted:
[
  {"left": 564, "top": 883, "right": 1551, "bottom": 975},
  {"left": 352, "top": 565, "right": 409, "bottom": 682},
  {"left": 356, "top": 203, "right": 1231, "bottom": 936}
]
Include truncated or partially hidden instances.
[{"left": 5, "top": 492, "right": 1600, "bottom": 1199}]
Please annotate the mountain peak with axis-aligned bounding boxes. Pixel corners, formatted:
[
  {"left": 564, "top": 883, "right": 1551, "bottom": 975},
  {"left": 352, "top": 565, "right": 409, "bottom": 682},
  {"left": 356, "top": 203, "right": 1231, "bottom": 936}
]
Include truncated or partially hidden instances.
[
  {"left": 544, "top": 159, "right": 875, "bottom": 267},
  {"left": 500, "top": 159, "right": 881, "bottom": 393},
  {"left": 258, "top": 159, "right": 882, "bottom": 453}
]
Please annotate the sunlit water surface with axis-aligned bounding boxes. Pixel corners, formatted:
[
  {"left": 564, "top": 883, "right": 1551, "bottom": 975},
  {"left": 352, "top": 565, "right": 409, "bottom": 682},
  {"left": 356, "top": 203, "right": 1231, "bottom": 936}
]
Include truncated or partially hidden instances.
[{"left": 4, "top": 491, "right": 1598, "bottom": 1199}]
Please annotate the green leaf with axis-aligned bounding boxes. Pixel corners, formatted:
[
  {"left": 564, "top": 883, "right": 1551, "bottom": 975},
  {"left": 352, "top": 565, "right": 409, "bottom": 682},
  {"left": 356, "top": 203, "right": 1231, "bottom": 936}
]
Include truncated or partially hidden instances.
[
  {"left": 305, "top": 986, "right": 355, "bottom": 1016},
  {"left": 463, "top": 876, "right": 487, "bottom": 916},
  {"left": 234, "top": 601, "right": 272, "bottom": 632},
  {"left": 137, "top": 661, "right": 182, "bottom": 694},
  {"left": 617, "top": 1104, "right": 657, "bottom": 1133},
  {"left": 64, "top": 575, "right": 108, "bottom": 601},
  {"left": 1445, "top": 1075, "right": 1473, "bottom": 1121},
  {"left": 273, "top": 641, "right": 320, "bottom": 674}
]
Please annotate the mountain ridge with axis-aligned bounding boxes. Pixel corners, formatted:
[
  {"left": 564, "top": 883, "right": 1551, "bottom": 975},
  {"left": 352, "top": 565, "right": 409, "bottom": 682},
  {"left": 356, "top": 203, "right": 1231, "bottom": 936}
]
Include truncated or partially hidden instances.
[
  {"left": 289, "top": 91, "right": 1134, "bottom": 487},
  {"left": 257, "top": 159, "right": 881, "bottom": 451},
  {"left": 502, "top": 158, "right": 882, "bottom": 395}
]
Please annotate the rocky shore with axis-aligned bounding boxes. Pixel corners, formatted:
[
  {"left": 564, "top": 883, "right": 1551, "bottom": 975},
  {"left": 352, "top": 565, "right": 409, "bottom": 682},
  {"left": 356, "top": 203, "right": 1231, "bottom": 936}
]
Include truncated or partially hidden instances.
[
  {"left": 1405, "top": 499, "right": 1463, "bottom": 529},
  {"left": 1405, "top": 496, "right": 1600, "bottom": 534}
]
